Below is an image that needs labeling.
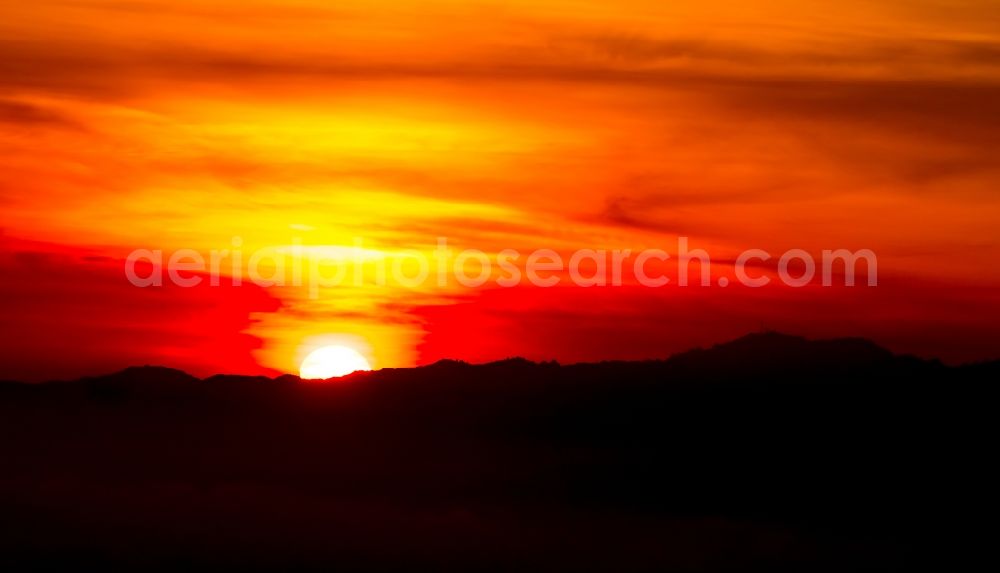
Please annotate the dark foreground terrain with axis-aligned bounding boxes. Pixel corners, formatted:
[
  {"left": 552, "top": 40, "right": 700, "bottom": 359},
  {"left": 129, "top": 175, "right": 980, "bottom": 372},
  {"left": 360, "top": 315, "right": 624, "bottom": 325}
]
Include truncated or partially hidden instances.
[{"left": 1, "top": 333, "right": 997, "bottom": 571}]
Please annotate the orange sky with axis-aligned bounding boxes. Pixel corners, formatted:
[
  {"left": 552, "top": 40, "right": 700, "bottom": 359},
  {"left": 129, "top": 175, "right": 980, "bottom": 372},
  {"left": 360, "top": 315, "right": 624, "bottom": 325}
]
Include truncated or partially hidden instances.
[{"left": 2, "top": 1, "right": 999, "bottom": 379}]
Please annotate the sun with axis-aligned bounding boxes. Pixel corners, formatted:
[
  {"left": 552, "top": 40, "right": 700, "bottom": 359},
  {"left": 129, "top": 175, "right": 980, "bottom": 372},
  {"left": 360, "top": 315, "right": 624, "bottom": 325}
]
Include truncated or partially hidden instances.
[{"left": 299, "top": 345, "right": 372, "bottom": 379}]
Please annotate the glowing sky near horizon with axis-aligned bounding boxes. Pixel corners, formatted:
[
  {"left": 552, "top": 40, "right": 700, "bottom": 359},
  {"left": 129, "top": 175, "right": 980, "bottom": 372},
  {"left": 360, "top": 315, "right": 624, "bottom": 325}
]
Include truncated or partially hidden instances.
[{"left": 1, "top": 1, "right": 999, "bottom": 379}]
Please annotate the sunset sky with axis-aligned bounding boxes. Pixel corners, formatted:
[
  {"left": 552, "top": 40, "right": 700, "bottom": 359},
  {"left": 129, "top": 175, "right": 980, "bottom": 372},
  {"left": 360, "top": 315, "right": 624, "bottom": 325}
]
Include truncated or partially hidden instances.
[{"left": 2, "top": 1, "right": 999, "bottom": 380}]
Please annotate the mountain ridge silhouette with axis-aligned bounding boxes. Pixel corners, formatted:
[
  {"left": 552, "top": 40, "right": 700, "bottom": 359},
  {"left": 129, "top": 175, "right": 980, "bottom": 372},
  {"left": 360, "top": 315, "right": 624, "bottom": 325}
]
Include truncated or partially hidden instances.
[
  {"left": 6, "top": 331, "right": 985, "bottom": 387},
  {"left": 1, "top": 331, "right": 996, "bottom": 571}
]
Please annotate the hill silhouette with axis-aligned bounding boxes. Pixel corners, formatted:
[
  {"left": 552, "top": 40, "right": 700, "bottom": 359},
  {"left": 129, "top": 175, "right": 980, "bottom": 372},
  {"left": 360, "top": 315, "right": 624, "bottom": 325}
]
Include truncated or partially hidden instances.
[{"left": 0, "top": 333, "right": 996, "bottom": 571}]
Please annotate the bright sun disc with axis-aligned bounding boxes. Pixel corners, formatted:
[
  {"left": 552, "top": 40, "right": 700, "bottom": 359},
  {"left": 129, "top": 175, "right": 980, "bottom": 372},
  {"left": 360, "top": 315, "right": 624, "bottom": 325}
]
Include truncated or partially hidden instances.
[{"left": 299, "top": 345, "right": 372, "bottom": 379}]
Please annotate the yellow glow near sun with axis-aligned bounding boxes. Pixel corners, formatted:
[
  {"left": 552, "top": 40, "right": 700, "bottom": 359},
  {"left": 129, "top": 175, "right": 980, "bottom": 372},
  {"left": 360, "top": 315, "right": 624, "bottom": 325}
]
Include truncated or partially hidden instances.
[{"left": 299, "top": 345, "right": 373, "bottom": 379}]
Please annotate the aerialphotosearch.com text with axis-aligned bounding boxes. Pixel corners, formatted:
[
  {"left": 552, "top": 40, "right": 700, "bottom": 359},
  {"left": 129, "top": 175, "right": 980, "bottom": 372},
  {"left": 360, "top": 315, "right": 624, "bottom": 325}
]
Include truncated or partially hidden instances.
[{"left": 125, "top": 237, "right": 877, "bottom": 298}]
